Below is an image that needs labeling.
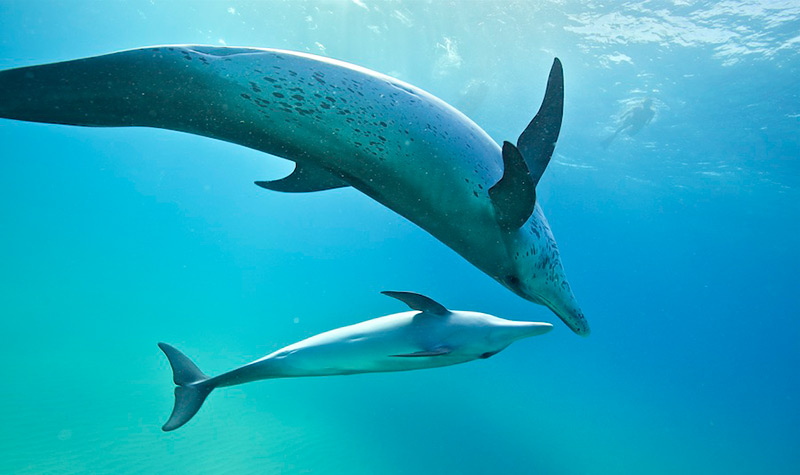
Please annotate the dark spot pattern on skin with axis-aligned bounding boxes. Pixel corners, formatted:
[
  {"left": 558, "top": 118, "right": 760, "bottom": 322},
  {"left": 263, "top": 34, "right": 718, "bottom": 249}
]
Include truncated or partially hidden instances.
[
  {"left": 273, "top": 92, "right": 285, "bottom": 98},
  {"left": 291, "top": 94, "right": 304, "bottom": 101},
  {"left": 241, "top": 93, "right": 251, "bottom": 100}
]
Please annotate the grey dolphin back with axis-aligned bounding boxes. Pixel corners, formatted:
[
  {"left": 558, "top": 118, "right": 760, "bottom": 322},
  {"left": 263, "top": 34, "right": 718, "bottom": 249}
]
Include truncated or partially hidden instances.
[
  {"left": 381, "top": 291, "right": 449, "bottom": 315},
  {"left": 516, "top": 58, "right": 564, "bottom": 191}
]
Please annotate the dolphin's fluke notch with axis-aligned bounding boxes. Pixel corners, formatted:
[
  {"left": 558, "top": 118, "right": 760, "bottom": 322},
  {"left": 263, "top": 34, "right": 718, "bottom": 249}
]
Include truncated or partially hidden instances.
[
  {"left": 158, "top": 342, "right": 215, "bottom": 432},
  {"left": 516, "top": 58, "right": 564, "bottom": 189}
]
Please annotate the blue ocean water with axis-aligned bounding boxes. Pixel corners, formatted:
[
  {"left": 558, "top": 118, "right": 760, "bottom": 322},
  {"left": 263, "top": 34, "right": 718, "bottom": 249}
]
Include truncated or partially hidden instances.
[{"left": 0, "top": 1, "right": 797, "bottom": 473}]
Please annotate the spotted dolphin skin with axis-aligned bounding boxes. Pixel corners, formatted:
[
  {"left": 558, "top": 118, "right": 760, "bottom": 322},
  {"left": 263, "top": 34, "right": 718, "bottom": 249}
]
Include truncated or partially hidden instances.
[
  {"left": 0, "top": 45, "right": 589, "bottom": 335},
  {"left": 159, "top": 291, "right": 553, "bottom": 431}
]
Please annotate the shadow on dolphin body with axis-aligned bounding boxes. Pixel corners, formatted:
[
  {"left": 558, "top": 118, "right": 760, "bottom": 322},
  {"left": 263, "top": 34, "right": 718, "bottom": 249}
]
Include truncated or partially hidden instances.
[
  {"left": 159, "top": 291, "right": 553, "bottom": 431},
  {"left": 0, "top": 45, "right": 589, "bottom": 335}
]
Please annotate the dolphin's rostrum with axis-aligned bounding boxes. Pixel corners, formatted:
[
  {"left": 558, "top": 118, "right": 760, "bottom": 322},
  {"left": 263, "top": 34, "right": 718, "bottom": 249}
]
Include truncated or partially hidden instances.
[
  {"left": 0, "top": 46, "right": 589, "bottom": 334},
  {"left": 159, "top": 291, "right": 553, "bottom": 431}
]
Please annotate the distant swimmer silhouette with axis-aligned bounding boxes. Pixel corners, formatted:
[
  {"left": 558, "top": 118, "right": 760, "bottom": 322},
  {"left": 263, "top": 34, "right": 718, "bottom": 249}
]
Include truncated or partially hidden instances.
[{"left": 602, "top": 97, "right": 655, "bottom": 149}]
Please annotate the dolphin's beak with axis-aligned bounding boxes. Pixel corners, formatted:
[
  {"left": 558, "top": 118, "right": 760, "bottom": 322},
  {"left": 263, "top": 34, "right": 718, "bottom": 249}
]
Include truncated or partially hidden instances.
[
  {"left": 502, "top": 321, "right": 553, "bottom": 341},
  {"left": 545, "top": 299, "right": 590, "bottom": 336}
]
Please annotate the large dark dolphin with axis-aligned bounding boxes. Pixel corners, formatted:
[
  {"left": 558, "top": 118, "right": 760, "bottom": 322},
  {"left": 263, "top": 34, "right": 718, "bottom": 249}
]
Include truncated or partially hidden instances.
[{"left": 0, "top": 46, "right": 589, "bottom": 335}]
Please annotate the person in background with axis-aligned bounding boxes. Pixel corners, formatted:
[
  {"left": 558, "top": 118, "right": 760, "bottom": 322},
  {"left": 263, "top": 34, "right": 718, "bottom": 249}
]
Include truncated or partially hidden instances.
[{"left": 602, "top": 97, "right": 655, "bottom": 149}]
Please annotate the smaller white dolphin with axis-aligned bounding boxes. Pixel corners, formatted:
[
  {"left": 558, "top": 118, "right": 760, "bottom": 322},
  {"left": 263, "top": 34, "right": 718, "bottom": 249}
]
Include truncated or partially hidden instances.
[{"left": 159, "top": 291, "right": 552, "bottom": 431}]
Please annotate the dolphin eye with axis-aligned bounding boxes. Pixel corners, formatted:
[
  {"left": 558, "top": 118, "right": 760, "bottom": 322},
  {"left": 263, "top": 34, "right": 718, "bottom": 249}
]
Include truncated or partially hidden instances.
[{"left": 506, "top": 275, "right": 520, "bottom": 287}]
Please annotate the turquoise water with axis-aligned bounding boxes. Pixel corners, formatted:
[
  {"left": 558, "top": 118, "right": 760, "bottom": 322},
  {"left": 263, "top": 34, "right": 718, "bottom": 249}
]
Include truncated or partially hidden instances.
[{"left": 1, "top": 1, "right": 798, "bottom": 473}]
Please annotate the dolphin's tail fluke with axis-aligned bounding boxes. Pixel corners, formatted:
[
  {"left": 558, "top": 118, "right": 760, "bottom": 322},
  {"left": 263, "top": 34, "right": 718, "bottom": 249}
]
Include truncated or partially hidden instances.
[{"left": 158, "top": 342, "right": 215, "bottom": 432}]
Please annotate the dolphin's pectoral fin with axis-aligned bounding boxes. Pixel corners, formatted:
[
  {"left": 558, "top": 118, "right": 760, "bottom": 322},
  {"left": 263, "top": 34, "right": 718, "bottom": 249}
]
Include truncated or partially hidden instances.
[
  {"left": 381, "top": 291, "right": 449, "bottom": 316},
  {"left": 489, "top": 141, "right": 535, "bottom": 229},
  {"left": 255, "top": 162, "right": 349, "bottom": 193},
  {"left": 391, "top": 347, "right": 452, "bottom": 357},
  {"left": 516, "top": 57, "right": 564, "bottom": 189},
  {"left": 492, "top": 58, "right": 562, "bottom": 229}
]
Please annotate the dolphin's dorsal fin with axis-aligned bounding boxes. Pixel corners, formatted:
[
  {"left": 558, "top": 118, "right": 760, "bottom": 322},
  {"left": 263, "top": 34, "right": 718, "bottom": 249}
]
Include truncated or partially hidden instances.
[
  {"left": 516, "top": 57, "right": 564, "bottom": 191},
  {"left": 381, "top": 291, "right": 449, "bottom": 315},
  {"left": 391, "top": 347, "right": 452, "bottom": 357},
  {"left": 489, "top": 141, "right": 535, "bottom": 229},
  {"left": 255, "top": 162, "right": 349, "bottom": 193}
]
